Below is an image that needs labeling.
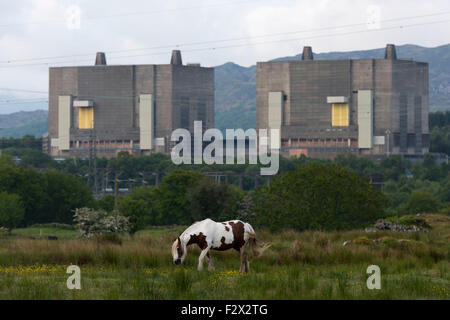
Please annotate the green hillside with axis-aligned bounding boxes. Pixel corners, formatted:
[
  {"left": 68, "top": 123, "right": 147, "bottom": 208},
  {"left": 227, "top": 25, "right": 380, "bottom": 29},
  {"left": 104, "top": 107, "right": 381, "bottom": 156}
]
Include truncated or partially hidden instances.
[{"left": 0, "top": 110, "right": 48, "bottom": 138}]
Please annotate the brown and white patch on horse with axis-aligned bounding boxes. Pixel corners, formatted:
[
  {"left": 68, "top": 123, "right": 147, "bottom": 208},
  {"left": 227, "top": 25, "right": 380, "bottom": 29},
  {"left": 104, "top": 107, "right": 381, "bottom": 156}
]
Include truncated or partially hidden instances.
[
  {"left": 214, "top": 221, "right": 245, "bottom": 251},
  {"left": 172, "top": 218, "right": 268, "bottom": 272},
  {"left": 187, "top": 232, "right": 208, "bottom": 250}
]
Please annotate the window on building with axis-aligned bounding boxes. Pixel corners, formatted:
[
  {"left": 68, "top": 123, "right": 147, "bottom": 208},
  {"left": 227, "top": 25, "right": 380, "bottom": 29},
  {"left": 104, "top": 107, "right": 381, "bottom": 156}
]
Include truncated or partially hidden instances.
[
  {"left": 332, "top": 103, "right": 349, "bottom": 126},
  {"left": 79, "top": 107, "right": 94, "bottom": 129}
]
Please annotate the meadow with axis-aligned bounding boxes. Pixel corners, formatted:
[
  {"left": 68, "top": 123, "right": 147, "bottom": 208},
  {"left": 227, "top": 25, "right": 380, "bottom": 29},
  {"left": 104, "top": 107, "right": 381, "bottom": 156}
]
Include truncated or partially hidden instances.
[{"left": 0, "top": 214, "right": 449, "bottom": 300}]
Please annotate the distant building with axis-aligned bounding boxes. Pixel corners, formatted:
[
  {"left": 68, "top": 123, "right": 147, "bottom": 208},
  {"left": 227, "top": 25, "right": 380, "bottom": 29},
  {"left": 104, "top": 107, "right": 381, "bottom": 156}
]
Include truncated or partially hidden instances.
[
  {"left": 46, "top": 50, "right": 214, "bottom": 158},
  {"left": 257, "top": 44, "right": 429, "bottom": 159}
]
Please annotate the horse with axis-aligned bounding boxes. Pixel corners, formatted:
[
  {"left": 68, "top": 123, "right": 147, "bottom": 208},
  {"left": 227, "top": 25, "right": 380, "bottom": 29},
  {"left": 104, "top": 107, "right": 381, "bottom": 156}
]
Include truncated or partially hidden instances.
[{"left": 171, "top": 218, "right": 270, "bottom": 273}]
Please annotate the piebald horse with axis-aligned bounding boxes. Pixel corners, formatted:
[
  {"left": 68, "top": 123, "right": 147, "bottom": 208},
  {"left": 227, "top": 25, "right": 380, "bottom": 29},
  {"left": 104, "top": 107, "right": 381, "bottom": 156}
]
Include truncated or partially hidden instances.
[{"left": 171, "top": 218, "right": 270, "bottom": 273}]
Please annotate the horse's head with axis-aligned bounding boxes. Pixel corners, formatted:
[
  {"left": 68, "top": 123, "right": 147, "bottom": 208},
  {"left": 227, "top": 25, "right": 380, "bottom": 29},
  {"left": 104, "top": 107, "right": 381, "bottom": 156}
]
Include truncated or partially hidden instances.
[{"left": 172, "top": 236, "right": 186, "bottom": 265}]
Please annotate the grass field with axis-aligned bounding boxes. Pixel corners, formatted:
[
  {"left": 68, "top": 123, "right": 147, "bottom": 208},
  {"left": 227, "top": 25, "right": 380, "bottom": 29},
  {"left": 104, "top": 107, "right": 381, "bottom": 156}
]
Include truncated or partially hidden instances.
[{"left": 0, "top": 214, "right": 449, "bottom": 300}]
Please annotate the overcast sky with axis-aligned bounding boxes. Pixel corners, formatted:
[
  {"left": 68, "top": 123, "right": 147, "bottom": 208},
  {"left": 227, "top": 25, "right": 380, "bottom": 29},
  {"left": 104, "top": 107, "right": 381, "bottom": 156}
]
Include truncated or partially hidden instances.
[{"left": 0, "top": 0, "right": 449, "bottom": 113}]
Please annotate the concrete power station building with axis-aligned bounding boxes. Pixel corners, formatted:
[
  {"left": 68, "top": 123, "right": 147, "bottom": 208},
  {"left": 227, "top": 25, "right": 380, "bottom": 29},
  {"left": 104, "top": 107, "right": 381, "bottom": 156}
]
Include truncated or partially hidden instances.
[
  {"left": 45, "top": 50, "right": 214, "bottom": 158},
  {"left": 257, "top": 44, "right": 429, "bottom": 159}
]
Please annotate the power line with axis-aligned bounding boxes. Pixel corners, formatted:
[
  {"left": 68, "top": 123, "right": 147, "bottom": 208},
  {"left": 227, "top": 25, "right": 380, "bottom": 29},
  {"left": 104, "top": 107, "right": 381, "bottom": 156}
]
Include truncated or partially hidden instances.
[
  {"left": 0, "top": 18, "right": 449, "bottom": 70},
  {"left": 1, "top": 10, "right": 450, "bottom": 65}
]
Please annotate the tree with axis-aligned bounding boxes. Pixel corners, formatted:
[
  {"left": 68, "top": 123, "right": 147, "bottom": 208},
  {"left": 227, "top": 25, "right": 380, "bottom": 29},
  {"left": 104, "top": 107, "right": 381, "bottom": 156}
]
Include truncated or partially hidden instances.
[
  {"left": 152, "top": 170, "right": 204, "bottom": 225},
  {"left": 41, "top": 170, "right": 94, "bottom": 224},
  {"left": 186, "top": 177, "right": 243, "bottom": 222},
  {"left": 18, "top": 149, "right": 55, "bottom": 168},
  {"left": 0, "top": 166, "right": 47, "bottom": 227},
  {"left": 0, "top": 192, "right": 25, "bottom": 234},
  {"left": 380, "top": 155, "right": 409, "bottom": 180},
  {"left": 236, "top": 193, "right": 255, "bottom": 220},
  {"left": 430, "top": 126, "right": 450, "bottom": 155},
  {"left": 398, "top": 191, "right": 441, "bottom": 214},
  {"left": 252, "top": 163, "right": 386, "bottom": 232},
  {"left": 0, "top": 154, "right": 15, "bottom": 167},
  {"left": 118, "top": 186, "right": 155, "bottom": 234},
  {"left": 96, "top": 195, "right": 115, "bottom": 213}
]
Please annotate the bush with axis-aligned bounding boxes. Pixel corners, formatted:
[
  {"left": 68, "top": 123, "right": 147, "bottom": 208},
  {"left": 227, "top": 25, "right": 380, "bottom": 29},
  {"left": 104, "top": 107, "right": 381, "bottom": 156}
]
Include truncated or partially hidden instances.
[
  {"left": 96, "top": 195, "right": 115, "bottom": 213},
  {"left": 0, "top": 192, "right": 25, "bottom": 234},
  {"left": 186, "top": 177, "right": 243, "bottom": 222},
  {"left": 0, "top": 166, "right": 94, "bottom": 226},
  {"left": 152, "top": 170, "right": 204, "bottom": 225},
  {"left": 252, "top": 163, "right": 386, "bottom": 232},
  {"left": 397, "top": 215, "right": 431, "bottom": 229},
  {"left": 438, "top": 203, "right": 450, "bottom": 215},
  {"left": 398, "top": 191, "right": 441, "bottom": 214},
  {"left": 118, "top": 186, "right": 159, "bottom": 234},
  {"left": 73, "top": 207, "right": 130, "bottom": 237},
  {"left": 353, "top": 236, "right": 373, "bottom": 245}
]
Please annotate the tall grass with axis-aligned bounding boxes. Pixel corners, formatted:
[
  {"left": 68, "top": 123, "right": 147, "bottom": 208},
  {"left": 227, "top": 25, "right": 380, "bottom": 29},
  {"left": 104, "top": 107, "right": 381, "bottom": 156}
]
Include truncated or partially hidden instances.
[{"left": 0, "top": 213, "right": 448, "bottom": 299}]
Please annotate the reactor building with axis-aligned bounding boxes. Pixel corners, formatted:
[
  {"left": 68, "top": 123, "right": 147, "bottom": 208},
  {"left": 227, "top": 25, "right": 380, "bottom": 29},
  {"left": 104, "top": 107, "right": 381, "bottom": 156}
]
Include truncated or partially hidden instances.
[
  {"left": 257, "top": 44, "right": 429, "bottom": 159},
  {"left": 45, "top": 50, "right": 214, "bottom": 158}
]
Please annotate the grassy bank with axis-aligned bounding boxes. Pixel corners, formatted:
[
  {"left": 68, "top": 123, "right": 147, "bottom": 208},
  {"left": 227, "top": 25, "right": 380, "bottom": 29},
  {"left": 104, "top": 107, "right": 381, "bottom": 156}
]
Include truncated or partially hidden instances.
[{"left": 0, "top": 214, "right": 449, "bottom": 299}]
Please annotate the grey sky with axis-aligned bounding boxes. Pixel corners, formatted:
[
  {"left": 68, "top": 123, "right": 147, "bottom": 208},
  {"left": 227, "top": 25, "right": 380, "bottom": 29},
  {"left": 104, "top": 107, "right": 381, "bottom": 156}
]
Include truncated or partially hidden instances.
[{"left": 0, "top": 0, "right": 449, "bottom": 113}]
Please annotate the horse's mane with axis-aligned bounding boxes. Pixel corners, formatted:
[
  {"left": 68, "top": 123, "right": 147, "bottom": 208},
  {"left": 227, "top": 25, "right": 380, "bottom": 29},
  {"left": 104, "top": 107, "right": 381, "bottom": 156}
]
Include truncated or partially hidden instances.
[{"left": 180, "top": 219, "right": 211, "bottom": 238}]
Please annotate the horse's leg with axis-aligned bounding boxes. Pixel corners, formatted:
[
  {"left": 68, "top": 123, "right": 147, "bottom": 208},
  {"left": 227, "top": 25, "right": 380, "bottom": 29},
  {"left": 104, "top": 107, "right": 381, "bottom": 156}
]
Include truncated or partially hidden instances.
[
  {"left": 198, "top": 248, "right": 209, "bottom": 271},
  {"left": 239, "top": 247, "right": 247, "bottom": 273},
  {"left": 244, "top": 252, "right": 249, "bottom": 273},
  {"left": 206, "top": 252, "right": 214, "bottom": 271}
]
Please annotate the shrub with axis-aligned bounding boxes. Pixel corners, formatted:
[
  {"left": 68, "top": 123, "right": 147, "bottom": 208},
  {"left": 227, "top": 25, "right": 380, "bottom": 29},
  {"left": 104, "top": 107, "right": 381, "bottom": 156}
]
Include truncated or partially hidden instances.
[
  {"left": 119, "top": 198, "right": 153, "bottom": 234},
  {"left": 0, "top": 192, "right": 25, "bottom": 234},
  {"left": 252, "top": 163, "right": 386, "bottom": 231},
  {"left": 73, "top": 207, "right": 130, "bottom": 237},
  {"left": 353, "top": 236, "right": 373, "bottom": 245},
  {"left": 186, "top": 177, "right": 243, "bottom": 222},
  {"left": 399, "top": 191, "right": 441, "bottom": 214},
  {"left": 397, "top": 215, "right": 431, "bottom": 229},
  {"left": 152, "top": 170, "right": 204, "bottom": 225}
]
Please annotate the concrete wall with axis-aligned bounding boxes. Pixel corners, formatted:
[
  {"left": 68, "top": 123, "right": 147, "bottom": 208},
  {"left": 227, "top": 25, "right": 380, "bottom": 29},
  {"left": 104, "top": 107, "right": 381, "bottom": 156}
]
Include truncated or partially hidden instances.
[
  {"left": 172, "top": 65, "right": 215, "bottom": 132},
  {"left": 256, "top": 55, "right": 429, "bottom": 158},
  {"left": 48, "top": 61, "right": 214, "bottom": 158},
  {"left": 256, "top": 62, "right": 289, "bottom": 131}
]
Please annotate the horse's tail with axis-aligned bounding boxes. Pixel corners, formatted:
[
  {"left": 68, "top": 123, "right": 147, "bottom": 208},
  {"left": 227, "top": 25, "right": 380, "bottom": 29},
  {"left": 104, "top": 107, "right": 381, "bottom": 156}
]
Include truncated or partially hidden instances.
[{"left": 247, "top": 229, "right": 271, "bottom": 258}]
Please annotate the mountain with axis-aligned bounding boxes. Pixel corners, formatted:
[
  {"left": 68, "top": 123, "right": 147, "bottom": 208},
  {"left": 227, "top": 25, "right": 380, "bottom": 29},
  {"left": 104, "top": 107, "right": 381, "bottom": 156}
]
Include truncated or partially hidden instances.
[
  {"left": 214, "top": 62, "right": 256, "bottom": 131},
  {"left": 214, "top": 44, "right": 450, "bottom": 131},
  {"left": 1, "top": 44, "right": 449, "bottom": 138},
  {"left": 0, "top": 110, "right": 48, "bottom": 138}
]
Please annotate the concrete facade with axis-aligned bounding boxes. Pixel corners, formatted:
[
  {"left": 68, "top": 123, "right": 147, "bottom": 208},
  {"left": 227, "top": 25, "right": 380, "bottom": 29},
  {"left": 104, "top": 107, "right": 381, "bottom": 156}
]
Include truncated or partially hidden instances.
[
  {"left": 257, "top": 44, "right": 429, "bottom": 159},
  {"left": 46, "top": 51, "right": 214, "bottom": 158}
]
